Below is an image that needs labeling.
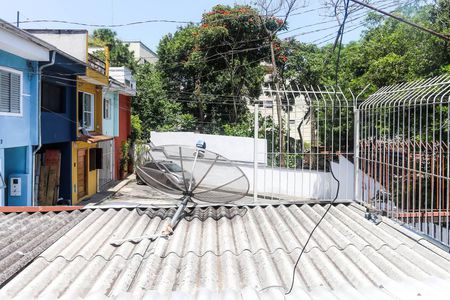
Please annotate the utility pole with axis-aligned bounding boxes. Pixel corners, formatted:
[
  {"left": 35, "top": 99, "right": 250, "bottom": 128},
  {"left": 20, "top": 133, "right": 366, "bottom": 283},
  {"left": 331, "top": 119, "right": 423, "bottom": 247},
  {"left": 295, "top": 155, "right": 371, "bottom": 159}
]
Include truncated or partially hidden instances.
[
  {"left": 350, "top": 0, "right": 450, "bottom": 42},
  {"left": 253, "top": 102, "right": 259, "bottom": 202},
  {"left": 269, "top": 38, "right": 285, "bottom": 168},
  {"left": 16, "top": 11, "right": 19, "bottom": 28}
]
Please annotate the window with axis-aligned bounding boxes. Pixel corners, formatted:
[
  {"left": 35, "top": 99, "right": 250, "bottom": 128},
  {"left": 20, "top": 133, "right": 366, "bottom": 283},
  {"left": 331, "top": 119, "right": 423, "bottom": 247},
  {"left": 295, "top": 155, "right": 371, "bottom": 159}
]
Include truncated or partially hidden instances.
[
  {"left": 0, "top": 68, "right": 21, "bottom": 115},
  {"left": 78, "top": 92, "right": 94, "bottom": 130},
  {"left": 103, "top": 97, "right": 111, "bottom": 119},
  {"left": 42, "top": 81, "right": 65, "bottom": 113},
  {"left": 89, "top": 148, "right": 103, "bottom": 171},
  {"left": 264, "top": 101, "right": 273, "bottom": 108}
]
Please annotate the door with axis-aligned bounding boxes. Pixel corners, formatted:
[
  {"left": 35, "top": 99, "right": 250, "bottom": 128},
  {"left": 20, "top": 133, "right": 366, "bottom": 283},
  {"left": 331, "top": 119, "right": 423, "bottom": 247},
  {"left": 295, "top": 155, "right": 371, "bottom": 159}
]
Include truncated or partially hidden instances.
[
  {"left": 98, "top": 141, "right": 113, "bottom": 189},
  {"left": 77, "top": 149, "right": 87, "bottom": 198}
]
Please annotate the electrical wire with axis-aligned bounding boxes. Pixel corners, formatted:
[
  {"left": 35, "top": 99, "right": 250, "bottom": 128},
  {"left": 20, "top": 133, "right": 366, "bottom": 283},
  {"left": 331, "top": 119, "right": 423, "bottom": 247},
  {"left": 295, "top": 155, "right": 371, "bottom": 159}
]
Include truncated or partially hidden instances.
[
  {"left": 334, "top": 0, "right": 351, "bottom": 87},
  {"left": 284, "top": 0, "right": 350, "bottom": 293},
  {"left": 301, "top": 0, "right": 404, "bottom": 44},
  {"left": 285, "top": 159, "right": 341, "bottom": 295},
  {"left": 11, "top": 6, "right": 318, "bottom": 29}
]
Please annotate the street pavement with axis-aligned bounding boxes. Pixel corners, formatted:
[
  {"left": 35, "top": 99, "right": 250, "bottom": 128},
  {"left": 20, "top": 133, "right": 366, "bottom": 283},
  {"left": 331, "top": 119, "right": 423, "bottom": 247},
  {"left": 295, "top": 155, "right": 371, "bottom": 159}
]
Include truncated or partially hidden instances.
[{"left": 86, "top": 174, "right": 319, "bottom": 208}]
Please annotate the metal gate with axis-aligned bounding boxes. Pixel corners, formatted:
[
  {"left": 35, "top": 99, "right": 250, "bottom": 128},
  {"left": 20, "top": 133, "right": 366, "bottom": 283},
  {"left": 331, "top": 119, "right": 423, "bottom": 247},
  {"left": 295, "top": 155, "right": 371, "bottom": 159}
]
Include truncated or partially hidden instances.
[
  {"left": 256, "top": 83, "right": 356, "bottom": 200},
  {"left": 98, "top": 140, "right": 114, "bottom": 189},
  {"left": 357, "top": 75, "right": 450, "bottom": 245}
]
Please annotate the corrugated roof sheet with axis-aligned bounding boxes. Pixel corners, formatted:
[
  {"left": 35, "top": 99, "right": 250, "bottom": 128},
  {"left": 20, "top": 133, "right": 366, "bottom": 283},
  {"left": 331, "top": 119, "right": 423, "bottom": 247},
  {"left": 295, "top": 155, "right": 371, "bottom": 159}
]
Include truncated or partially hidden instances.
[
  {"left": 0, "top": 209, "right": 92, "bottom": 286},
  {"left": 1, "top": 203, "right": 450, "bottom": 299}
]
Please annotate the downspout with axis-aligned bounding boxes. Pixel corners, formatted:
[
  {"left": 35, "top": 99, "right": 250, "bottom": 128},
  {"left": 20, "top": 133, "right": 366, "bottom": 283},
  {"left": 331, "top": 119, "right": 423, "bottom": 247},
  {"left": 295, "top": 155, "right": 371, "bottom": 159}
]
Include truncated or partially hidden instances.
[{"left": 32, "top": 50, "right": 56, "bottom": 206}]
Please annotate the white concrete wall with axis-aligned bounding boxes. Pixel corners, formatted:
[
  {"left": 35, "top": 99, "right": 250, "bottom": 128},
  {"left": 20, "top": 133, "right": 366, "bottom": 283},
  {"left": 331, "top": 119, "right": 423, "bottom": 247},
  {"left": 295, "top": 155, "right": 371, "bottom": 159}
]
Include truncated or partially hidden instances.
[
  {"left": 243, "top": 155, "right": 355, "bottom": 200},
  {"left": 31, "top": 32, "right": 87, "bottom": 62},
  {"left": 151, "top": 131, "right": 267, "bottom": 164},
  {"left": 149, "top": 132, "right": 383, "bottom": 201}
]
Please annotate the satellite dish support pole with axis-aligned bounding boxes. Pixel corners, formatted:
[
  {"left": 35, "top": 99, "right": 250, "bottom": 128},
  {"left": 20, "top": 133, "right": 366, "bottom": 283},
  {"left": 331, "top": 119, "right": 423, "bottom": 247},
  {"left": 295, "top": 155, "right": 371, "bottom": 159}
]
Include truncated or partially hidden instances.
[{"left": 170, "top": 195, "right": 190, "bottom": 228}]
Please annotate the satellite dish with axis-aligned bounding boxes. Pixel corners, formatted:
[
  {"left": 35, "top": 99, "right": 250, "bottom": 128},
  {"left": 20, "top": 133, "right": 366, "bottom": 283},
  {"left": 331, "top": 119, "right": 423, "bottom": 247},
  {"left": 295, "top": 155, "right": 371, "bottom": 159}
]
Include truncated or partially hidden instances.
[{"left": 135, "top": 144, "right": 250, "bottom": 232}]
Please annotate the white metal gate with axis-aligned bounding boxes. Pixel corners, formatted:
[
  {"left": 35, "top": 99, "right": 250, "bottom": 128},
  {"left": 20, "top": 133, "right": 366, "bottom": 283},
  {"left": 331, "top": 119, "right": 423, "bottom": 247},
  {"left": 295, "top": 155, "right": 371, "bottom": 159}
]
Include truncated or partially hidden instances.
[{"left": 98, "top": 140, "right": 114, "bottom": 189}]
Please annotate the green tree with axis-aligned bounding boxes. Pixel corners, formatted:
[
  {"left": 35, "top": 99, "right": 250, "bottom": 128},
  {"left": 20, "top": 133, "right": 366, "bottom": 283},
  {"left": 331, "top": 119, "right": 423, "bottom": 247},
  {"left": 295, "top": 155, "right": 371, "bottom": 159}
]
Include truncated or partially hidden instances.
[
  {"left": 157, "top": 5, "right": 284, "bottom": 132},
  {"left": 133, "top": 63, "right": 195, "bottom": 139},
  {"left": 334, "top": 3, "right": 450, "bottom": 91},
  {"left": 90, "top": 28, "right": 137, "bottom": 72}
]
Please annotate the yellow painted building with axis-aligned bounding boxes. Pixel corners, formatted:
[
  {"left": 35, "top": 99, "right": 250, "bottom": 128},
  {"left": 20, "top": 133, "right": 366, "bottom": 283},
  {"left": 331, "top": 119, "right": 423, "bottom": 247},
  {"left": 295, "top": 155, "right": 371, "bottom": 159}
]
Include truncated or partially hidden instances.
[{"left": 71, "top": 48, "right": 110, "bottom": 204}]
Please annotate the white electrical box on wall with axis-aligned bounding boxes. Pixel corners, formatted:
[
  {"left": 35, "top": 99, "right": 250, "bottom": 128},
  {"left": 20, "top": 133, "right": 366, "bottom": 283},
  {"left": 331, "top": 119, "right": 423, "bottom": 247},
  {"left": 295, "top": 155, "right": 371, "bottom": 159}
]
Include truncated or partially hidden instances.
[
  {"left": 8, "top": 173, "right": 28, "bottom": 206},
  {"left": 10, "top": 177, "right": 21, "bottom": 197}
]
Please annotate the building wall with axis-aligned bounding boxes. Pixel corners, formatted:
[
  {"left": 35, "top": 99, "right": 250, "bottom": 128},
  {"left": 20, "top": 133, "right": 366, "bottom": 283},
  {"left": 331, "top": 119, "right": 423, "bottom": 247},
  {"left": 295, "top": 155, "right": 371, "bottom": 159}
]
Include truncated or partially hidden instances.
[
  {"left": 0, "top": 49, "right": 39, "bottom": 206},
  {"left": 102, "top": 91, "right": 118, "bottom": 137},
  {"left": 41, "top": 81, "right": 77, "bottom": 144},
  {"left": 113, "top": 92, "right": 119, "bottom": 137},
  {"left": 72, "top": 79, "right": 104, "bottom": 203},
  {"left": 0, "top": 49, "right": 39, "bottom": 148},
  {"left": 126, "top": 42, "right": 157, "bottom": 64},
  {"left": 151, "top": 131, "right": 267, "bottom": 164},
  {"left": 114, "top": 94, "right": 131, "bottom": 178},
  {"left": 30, "top": 32, "right": 88, "bottom": 62},
  {"left": 3, "top": 146, "right": 32, "bottom": 205},
  {"left": 0, "top": 149, "right": 4, "bottom": 205},
  {"left": 76, "top": 79, "right": 103, "bottom": 134}
]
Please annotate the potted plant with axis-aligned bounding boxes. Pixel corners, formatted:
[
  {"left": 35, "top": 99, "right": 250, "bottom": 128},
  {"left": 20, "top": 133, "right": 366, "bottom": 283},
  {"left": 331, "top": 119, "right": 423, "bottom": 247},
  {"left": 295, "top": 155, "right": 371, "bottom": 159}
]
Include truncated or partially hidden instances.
[{"left": 120, "top": 141, "right": 130, "bottom": 179}]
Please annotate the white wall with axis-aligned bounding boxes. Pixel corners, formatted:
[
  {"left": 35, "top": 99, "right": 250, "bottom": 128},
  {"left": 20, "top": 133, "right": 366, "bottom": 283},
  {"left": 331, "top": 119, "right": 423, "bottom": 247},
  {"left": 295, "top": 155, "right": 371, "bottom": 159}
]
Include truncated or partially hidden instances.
[
  {"left": 243, "top": 155, "right": 355, "bottom": 200},
  {"left": 31, "top": 32, "right": 87, "bottom": 62},
  {"left": 149, "top": 132, "right": 382, "bottom": 201},
  {"left": 151, "top": 131, "right": 267, "bottom": 164}
]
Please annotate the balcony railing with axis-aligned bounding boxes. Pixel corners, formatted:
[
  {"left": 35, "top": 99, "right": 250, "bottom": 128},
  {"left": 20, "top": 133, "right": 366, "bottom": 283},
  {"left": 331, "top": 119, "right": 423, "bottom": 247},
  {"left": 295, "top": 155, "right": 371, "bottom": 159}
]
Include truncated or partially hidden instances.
[{"left": 88, "top": 53, "right": 106, "bottom": 76}]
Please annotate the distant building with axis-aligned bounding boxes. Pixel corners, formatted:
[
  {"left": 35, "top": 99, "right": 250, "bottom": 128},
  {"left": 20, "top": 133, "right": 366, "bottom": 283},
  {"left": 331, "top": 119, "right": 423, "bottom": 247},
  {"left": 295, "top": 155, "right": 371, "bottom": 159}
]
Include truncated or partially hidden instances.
[
  {"left": 124, "top": 41, "right": 157, "bottom": 64},
  {"left": 104, "top": 67, "right": 136, "bottom": 184}
]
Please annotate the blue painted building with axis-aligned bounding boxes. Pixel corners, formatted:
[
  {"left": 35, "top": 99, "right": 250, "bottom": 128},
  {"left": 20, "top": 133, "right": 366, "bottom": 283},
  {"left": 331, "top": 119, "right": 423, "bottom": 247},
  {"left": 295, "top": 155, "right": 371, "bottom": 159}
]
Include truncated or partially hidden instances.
[
  {"left": 0, "top": 20, "right": 53, "bottom": 206},
  {"left": 37, "top": 52, "right": 86, "bottom": 204}
]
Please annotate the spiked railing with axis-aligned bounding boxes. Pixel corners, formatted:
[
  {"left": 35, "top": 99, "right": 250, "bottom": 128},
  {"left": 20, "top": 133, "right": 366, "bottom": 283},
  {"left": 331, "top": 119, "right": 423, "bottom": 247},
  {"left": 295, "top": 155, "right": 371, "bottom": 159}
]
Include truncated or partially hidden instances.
[{"left": 357, "top": 74, "right": 450, "bottom": 244}]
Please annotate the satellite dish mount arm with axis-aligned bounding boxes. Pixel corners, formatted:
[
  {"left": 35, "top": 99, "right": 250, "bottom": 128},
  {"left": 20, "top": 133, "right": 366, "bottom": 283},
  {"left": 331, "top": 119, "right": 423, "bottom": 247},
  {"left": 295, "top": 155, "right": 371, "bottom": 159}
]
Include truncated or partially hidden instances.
[{"left": 166, "top": 194, "right": 191, "bottom": 233}]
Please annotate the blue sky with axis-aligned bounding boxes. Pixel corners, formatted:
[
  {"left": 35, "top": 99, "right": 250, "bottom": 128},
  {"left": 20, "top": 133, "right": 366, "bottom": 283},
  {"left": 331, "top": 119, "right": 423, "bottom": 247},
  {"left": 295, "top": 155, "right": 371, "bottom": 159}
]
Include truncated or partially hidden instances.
[{"left": 1, "top": 0, "right": 368, "bottom": 52}]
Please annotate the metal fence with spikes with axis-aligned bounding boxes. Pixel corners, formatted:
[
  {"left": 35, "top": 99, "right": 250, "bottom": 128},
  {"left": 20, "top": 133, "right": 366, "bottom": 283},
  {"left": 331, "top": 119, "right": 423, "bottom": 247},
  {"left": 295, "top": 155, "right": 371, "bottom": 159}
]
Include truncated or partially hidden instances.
[
  {"left": 256, "top": 83, "right": 357, "bottom": 201},
  {"left": 356, "top": 74, "right": 450, "bottom": 244}
]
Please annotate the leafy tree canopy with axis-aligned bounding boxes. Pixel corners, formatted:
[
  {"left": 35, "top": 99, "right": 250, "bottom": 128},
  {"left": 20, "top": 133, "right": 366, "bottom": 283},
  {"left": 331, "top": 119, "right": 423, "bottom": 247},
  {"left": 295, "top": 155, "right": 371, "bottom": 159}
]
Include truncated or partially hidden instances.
[
  {"left": 90, "top": 28, "right": 137, "bottom": 72},
  {"left": 157, "top": 5, "right": 286, "bottom": 132}
]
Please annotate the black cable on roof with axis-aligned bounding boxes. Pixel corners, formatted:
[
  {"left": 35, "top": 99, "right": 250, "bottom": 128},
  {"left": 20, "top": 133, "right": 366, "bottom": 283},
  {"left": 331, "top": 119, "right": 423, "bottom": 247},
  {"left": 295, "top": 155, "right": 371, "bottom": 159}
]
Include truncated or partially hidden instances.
[{"left": 285, "top": 159, "right": 341, "bottom": 295}]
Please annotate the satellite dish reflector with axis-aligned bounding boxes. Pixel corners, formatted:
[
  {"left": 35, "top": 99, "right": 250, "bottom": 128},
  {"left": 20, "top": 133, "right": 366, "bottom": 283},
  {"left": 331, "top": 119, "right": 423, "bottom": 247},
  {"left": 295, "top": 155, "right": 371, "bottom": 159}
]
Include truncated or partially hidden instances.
[{"left": 135, "top": 144, "right": 250, "bottom": 231}]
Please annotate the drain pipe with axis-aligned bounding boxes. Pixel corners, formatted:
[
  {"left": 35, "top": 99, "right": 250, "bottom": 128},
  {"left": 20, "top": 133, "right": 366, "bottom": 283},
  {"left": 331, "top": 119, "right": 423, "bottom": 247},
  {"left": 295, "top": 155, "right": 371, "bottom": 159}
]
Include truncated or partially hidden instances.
[{"left": 32, "top": 50, "right": 56, "bottom": 206}]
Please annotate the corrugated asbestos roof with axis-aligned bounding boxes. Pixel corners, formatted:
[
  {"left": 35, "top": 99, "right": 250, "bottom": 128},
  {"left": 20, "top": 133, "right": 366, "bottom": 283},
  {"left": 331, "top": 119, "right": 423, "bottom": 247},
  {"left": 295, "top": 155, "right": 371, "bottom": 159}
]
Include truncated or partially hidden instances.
[
  {"left": 1, "top": 203, "right": 450, "bottom": 299},
  {"left": 0, "top": 209, "right": 92, "bottom": 286}
]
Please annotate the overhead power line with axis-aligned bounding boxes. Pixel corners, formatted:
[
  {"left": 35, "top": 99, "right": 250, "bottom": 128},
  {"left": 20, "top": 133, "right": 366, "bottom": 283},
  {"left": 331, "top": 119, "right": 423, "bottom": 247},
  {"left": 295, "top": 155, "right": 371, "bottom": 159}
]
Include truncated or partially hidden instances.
[
  {"left": 16, "top": 19, "right": 194, "bottom": 27},
  {"left": 350, "top": 0, "right": 450, "bottom": 42}
]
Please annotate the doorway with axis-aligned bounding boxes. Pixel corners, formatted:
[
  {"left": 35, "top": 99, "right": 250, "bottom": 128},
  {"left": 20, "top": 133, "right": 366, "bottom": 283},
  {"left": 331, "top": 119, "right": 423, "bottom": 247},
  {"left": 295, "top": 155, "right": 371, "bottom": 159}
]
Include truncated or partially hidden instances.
[{"left": 77, "top": 149, "right": 87, "bottom": 199}]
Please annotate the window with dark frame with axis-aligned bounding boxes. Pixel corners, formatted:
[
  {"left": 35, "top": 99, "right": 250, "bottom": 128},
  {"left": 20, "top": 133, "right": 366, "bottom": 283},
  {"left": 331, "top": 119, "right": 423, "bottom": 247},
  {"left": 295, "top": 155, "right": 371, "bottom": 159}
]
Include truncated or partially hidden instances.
[
  {"left": 78, "top": 92, "right": 94, "bottom": 130},
  {"left": 42, "top": 81, "right": 66, "bottom": 113},
  {"left": 89, "top": 148, "right": 103, "bottom": 171}
]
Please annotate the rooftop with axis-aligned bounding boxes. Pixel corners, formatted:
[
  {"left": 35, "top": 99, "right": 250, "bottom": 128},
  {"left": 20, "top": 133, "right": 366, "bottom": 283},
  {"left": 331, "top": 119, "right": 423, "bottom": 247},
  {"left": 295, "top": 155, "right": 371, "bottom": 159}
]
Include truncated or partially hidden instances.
[
  {"left": 1, "top": 203, "right": 450, "bottom": 299},
  {"left": 0, "top": 209, "right": 91, "bottom": 286}
]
